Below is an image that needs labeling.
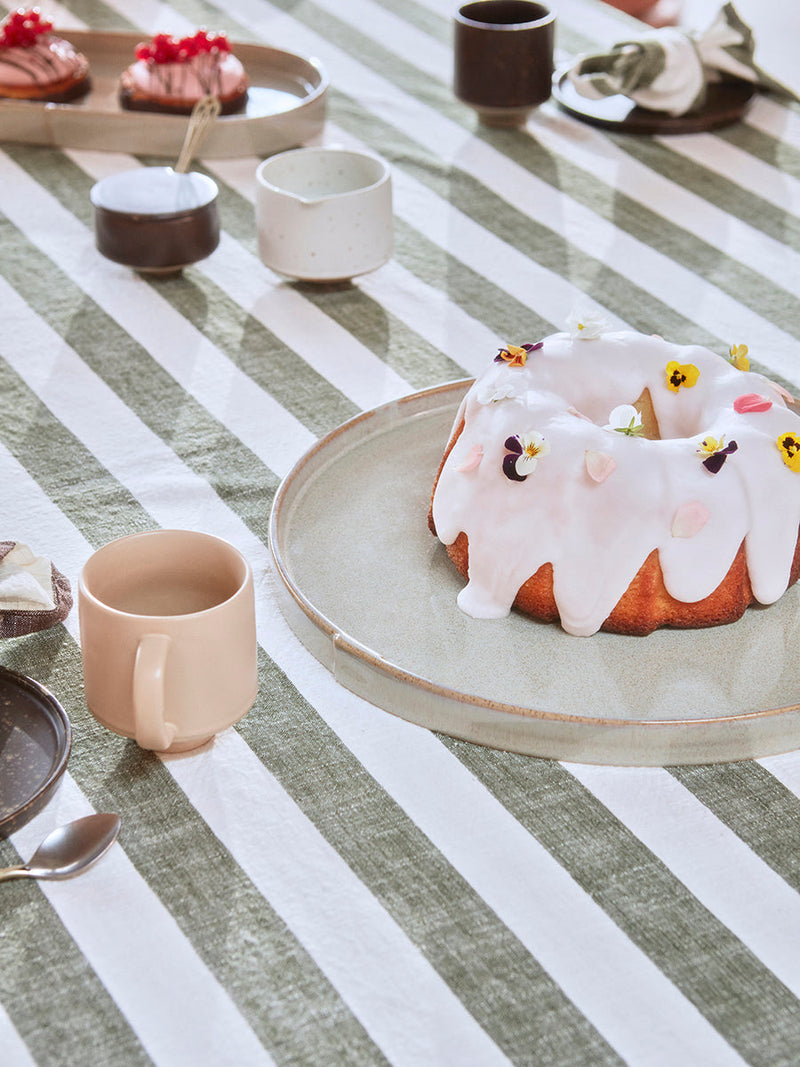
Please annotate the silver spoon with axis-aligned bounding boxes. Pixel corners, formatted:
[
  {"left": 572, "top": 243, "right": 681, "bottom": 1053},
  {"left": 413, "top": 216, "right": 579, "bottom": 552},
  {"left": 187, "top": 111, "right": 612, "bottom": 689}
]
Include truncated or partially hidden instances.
[{"left": 0, "top": 813, "right": 121, "bottom": 883}]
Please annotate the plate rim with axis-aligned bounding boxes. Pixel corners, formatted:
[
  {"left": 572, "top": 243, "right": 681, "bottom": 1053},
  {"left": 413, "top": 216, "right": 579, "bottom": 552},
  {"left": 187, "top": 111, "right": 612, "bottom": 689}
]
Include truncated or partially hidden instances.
[
  {"left": 551, "top": 68, "right": 756, "bottom": 135},
  {"left": 0, "top": 665, "right": 72, "bottom": 837}
]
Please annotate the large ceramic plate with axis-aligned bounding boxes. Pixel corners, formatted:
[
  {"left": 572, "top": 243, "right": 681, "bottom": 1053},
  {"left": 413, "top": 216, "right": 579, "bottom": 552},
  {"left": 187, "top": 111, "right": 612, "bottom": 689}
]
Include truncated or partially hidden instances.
[
  {"left": 551, "top": 70, "right": 755, "bottom": 135},
  {"left": 0, "top": 31, "right": 327, "bottom": 158},
  {"left": 0, "top": 666, "right": 71, "bottom": 836},
  {"left": 270, "top": 381, "right": 800, "bottom": 766}
]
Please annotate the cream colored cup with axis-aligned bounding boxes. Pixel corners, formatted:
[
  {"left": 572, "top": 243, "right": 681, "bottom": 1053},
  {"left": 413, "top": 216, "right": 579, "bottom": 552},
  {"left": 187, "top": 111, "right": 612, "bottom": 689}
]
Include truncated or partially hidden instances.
[
  {"left": 255, "top": 147, "right": 393, "bottom": 281},
  {"left": 78, "top": 530, "right": 258, "bottom": 753}
]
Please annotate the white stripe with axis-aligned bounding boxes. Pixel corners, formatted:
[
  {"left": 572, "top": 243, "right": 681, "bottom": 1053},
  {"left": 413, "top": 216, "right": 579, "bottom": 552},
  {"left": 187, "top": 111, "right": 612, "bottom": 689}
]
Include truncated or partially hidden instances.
[
  {"left": 0, "top": 1005, "right": 37, "bottom": 1067},
  {"left": 566, "top": 762, "right": 800, "bottom": 1000},
  {"left": 656, "top": 130, "right": 800, "bottom": 217},
  {"left": 759, "top": 749, "right": 800, "bottom": 796},
  {"left": 9, "top": 772, "right": 274, "bottom": 1067},
  {"left": 166, "top": 731, "right": 511, "bottom": 1067},
  {"left": 746, "top": 96, "right": 800, "bottom": 152}
]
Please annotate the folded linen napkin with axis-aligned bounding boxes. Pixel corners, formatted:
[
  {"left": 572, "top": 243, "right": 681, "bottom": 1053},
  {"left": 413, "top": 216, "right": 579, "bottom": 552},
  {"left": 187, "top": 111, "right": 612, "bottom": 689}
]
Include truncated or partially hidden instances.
[
  {"left": 566, "top": 2, "right": 794, "bottom": 116},
  {"left": 0, "top": 542, "right": 72, "bottom": 638}
]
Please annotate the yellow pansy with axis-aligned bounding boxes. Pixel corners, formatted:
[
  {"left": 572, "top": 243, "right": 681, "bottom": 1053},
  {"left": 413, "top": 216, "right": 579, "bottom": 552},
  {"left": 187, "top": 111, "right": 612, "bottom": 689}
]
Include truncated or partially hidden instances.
[
  {"left": 729, "top": 344, "right": 750, "bottom": 372},
  {"left": 777, "top": 432, "right": 800, "bottom": 472},
  {"left": 666, "top": 361, "right": 700, "bottom": 392}
]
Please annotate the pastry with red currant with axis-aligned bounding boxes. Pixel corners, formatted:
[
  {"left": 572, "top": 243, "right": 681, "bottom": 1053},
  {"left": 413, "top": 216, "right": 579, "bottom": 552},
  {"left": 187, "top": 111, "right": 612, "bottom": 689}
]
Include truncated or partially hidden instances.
[
  {"left": 119, "top": 30, "right": 249, "bottom": 115},
  {"left": 0, "top": 8, "right": 90, "bottom": 102}
]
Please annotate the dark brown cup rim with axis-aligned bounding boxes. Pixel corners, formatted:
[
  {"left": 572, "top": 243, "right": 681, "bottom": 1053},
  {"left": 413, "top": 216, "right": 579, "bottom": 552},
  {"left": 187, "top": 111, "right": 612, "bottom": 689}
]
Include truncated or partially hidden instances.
[{"left": 456, "top": 1, "right": 553, "bottom": 29}]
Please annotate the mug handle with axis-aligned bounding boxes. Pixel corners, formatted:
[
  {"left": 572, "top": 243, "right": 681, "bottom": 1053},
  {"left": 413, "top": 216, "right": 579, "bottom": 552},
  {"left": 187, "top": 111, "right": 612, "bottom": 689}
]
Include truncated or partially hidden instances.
[{"left": 133, "top": 633, "right": 178, "bottom": 751}]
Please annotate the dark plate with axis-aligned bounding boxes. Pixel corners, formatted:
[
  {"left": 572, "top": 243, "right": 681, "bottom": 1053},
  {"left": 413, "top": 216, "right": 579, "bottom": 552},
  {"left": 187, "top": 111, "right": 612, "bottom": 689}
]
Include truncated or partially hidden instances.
[
  {"left": 0, "top": 666, "right": 71, "bottom": 837},
  {"left": 551, "top": 70, "right": 756, "bottom": 134}
]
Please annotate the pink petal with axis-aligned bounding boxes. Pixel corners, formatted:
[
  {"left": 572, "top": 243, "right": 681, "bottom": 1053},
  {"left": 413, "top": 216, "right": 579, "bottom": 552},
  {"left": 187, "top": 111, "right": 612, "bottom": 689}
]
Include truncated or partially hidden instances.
[
  {"left": 456, "top": 444, "right": 484, "bottom": 472},
  {"left": 770, "top": 381, "right": 796, "bottom": 404},
  {"left": 671, "top": 501, "right": 710, "bottom": 538},
  {"left": 733, "top": 393, "right": 772, "bottom": 414},
  {"left": 584, "top": 450, "right": 616, "bottom": 483}
]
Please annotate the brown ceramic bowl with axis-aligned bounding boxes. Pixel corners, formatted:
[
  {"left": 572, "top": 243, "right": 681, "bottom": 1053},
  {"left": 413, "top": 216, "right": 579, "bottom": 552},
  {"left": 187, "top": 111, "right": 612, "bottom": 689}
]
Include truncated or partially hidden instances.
[{"left": 90, "top": 166, "right": 220, "bottom": 273}]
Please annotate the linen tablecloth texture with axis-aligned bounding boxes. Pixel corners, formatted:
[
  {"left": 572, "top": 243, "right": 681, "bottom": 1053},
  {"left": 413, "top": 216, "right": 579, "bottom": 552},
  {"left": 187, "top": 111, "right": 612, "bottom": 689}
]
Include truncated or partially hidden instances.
[{"left": 1, "top": 0, "right": 799, "bottom": 1065}]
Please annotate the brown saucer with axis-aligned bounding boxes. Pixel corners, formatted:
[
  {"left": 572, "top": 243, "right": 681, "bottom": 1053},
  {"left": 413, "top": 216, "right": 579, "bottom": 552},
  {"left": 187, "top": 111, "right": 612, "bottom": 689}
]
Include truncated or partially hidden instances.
[
  {"left": 0, "top": 667, "right": 71, "bottom": 837},
  {"left": 551, "top": 70, "right": 756, "bottom": 134}
]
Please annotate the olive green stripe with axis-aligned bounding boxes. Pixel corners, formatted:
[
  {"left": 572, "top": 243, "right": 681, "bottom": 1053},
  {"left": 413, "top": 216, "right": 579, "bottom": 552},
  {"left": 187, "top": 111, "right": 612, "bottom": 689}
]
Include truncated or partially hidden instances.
[
  {"left": 0, "top": 355, "right": 618, "bottom": 1063},
  {"left": 615, "top": 135, "right": 800, "bottom": 255},
  {"left": 235, "top": 653, "right": 623, "bottom": 1067},
  {"left": 670, "top": 762, "right": 800, "bottom": 892},
  {"left": 719, "top": 119, "right": 800, "bottom": 179},
  {"left": 4, "top": 145, "right": 359, "bottom": 438},
  {"left": 443, "top": 737, "right": 800, "bottom": 1066},
  {"left": 0, "top": 214, "right": 279, "bottom": 543}
]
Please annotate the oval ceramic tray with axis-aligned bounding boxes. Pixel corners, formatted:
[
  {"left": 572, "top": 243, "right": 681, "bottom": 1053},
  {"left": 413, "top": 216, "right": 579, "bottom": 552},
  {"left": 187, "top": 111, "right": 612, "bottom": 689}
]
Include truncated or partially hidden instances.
[
  {"left": 0, "top": 666, "right": 71, "bottom": 836},
  {"left": 0, "top": 31, "right": 327, "bottom": 158},
  {"left": 270, "top": 381, "right": 800, "bottom": 766}
]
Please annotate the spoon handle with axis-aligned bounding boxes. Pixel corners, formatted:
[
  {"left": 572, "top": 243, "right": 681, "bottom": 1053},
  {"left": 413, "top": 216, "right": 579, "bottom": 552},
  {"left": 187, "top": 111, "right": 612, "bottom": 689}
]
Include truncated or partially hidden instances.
[
  {"left": 175, "top": 95, "right": 221, "bottom": 174},
  {"left": 0, "top": 866, "right": 31, "bottom": 882}
]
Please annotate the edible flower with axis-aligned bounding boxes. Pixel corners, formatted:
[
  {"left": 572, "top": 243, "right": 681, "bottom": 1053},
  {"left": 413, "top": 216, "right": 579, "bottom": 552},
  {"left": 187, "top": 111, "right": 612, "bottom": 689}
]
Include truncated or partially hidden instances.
[
  {"left": 777, "top": 432, "right": 800, "bottom": 471},
  {"left": 456, "top": 444, "right": 483, "bottom": 473},
  {"left": 604, "top": 404, "right": 643, "bottom": 436},
  {"left": 585, "top": 451, "right": 616, "bottom": 483},
  {"left": 0, "top": 9, "right": 53, "bottom": 47},
  {"left": 671, "top": 501, "right": 710, "bottom": 538},
  {"left": 697, "top": 434, "right": 737, "bottom": 474},
  {"left": 728, "top": 344, "right": 750, "bottom": 372},
  {"left": 502, "top": 432, "right": 550, "bottom": 482},
  {"left": 566, "top": 307, "right": 609, "bottom": 340},
  {"left": 494, "top": 342, "right": 542, "bottom": 367},
  {"left": 733, "top": 393, "right": 772, "bottom": 414},
  {"left": 666, "top": 361, "right": 700, "bottom": 392},
  {"left": 475, "top": 378, "right": 522, "bottom": 405}
]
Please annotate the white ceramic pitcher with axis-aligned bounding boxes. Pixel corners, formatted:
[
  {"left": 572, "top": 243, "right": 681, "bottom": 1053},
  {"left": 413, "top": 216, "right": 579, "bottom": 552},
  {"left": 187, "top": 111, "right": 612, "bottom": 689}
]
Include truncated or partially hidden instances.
[{"left": 255, "top": 147, "right": 393, "bottom": 281}]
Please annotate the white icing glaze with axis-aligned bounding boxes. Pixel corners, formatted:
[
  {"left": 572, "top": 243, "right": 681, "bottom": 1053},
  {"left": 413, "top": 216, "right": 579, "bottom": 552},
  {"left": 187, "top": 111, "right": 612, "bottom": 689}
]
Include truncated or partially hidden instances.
[
  {"left": 124, "top": 51, "right": 246, "bottom": 101},
  {"left": 431, "top": 330, "right": 800, "bottom": 636},
  {"left": 0, "top": 36, "right": 84, "bottom": 88}
]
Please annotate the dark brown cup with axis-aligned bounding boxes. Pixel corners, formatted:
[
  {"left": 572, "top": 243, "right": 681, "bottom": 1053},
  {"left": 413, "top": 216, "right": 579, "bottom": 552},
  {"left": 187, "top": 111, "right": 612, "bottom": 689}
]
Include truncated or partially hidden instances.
[{"left": 454, "top": 1, "right": 555, "bottom": 125}]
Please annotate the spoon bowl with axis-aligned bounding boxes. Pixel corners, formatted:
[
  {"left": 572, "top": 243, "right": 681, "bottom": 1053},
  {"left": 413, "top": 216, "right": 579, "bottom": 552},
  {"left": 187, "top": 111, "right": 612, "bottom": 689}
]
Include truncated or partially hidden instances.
[{"left": 0, "top": 813, "right": 121, "bottom": 882}]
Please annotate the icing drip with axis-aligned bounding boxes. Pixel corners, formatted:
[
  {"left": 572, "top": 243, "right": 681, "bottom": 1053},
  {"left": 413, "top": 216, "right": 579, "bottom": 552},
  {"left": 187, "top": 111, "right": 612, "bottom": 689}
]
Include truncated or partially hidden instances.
[{"left": 431, "top": 330, "right": 800, "bottom": 636}]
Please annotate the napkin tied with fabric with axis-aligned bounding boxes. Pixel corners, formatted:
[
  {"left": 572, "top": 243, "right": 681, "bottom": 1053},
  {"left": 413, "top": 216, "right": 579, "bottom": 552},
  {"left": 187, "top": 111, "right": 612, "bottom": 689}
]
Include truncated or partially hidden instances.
[
  {"left": 566, "top": 2, "right": 795, "bottom": 117},
  {"left": 0, "top": 542, "right": 72, "bottom": 638}
]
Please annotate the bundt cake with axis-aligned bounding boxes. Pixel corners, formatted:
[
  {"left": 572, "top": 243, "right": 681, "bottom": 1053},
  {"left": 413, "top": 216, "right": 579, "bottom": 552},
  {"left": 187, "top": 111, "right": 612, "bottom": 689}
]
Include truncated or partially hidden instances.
[{"left": 429, "top": 315, "right": 800, "bottom": 636}]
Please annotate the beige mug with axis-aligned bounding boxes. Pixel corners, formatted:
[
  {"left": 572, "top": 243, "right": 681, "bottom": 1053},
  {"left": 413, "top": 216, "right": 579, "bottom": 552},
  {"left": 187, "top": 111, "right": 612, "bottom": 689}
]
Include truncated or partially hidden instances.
[{"left": 78, "top": 530, "right": 258, "bottom": 753}]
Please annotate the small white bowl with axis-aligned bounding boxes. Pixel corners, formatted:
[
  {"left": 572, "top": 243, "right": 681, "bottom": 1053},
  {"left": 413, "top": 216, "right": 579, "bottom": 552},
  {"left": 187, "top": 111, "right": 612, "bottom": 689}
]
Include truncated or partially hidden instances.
[
  {"left": 255, "top": 147, "right": 393, "bottom": 282},
  {"left": 90, "top": 167, "right": 220, "bottom": 273}
]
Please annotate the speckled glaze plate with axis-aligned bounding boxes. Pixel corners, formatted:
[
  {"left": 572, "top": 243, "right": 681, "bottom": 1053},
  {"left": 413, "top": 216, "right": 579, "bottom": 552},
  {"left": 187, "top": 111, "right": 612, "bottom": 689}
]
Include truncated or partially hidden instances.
[
  {"left": 0, "top": 31, "right": 327, "bottom": 158},
  {"left": 0, "top": 667, "right": 71, "bottom": 837},
  {"left": 551, "top": 70, "right": 755, "bottom": 135},
  {"left": 270, "top": 381, "right": 800, "bottom": 766}
]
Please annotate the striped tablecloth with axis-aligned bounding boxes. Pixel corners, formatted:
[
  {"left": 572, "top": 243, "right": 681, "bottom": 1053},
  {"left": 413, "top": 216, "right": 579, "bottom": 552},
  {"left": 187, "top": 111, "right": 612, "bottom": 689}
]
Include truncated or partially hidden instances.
[{"left": 2, "top": 0, "right": 800, "bottom": 1064}]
